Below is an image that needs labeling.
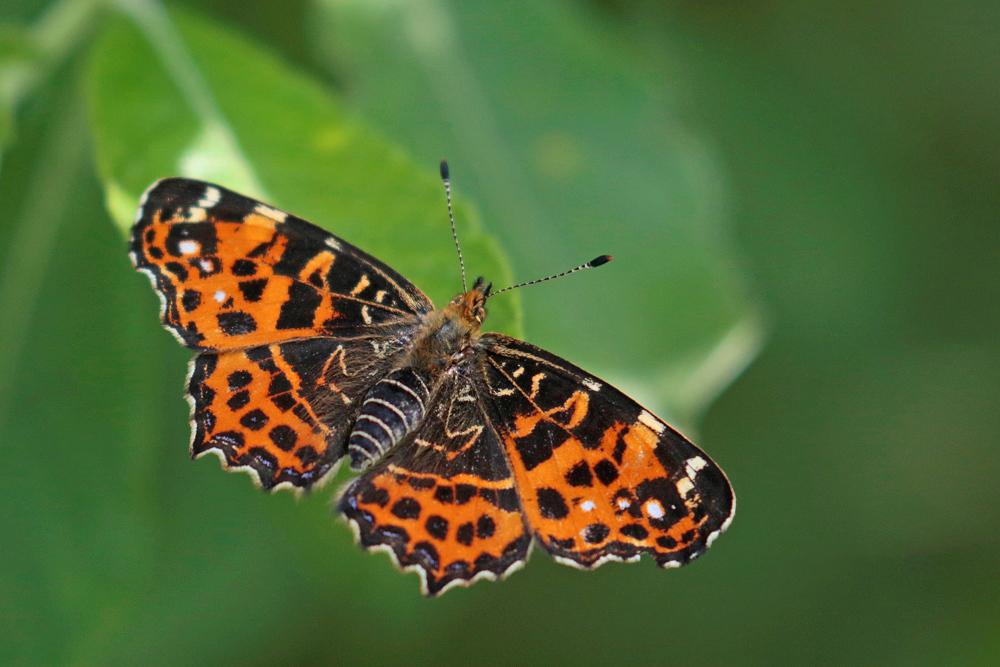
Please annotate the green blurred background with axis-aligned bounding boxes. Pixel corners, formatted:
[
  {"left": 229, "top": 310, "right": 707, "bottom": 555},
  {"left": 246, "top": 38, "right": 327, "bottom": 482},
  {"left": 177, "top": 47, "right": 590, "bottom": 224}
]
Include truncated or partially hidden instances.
[{"left": 2, "top": 0, "right": 998, "bottom": 664}]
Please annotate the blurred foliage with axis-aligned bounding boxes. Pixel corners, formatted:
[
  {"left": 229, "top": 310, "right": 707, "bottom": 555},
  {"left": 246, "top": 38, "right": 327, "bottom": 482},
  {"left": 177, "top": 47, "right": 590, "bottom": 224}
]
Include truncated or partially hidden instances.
[{"left": 0, "top": 0, "right": 998, "bottom": 665}]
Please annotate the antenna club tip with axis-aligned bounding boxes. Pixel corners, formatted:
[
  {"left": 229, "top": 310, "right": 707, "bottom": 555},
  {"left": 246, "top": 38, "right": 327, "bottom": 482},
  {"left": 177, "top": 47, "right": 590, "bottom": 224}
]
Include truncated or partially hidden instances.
[
  {"left": 590, "top": 255, "right": 613, "bottom": 267},
  {"left": 440, "top": 159, "right": 450, "bottom": 181}
]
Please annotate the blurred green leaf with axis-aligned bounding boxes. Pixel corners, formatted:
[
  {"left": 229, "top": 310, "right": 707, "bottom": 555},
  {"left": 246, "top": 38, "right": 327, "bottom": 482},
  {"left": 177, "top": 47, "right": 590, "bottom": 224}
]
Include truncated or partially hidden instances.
[
  {"left": 87, "top": 1, "right": 519, "bottom": 334},
  {"left": 0, "top": 61, "right": 161, "bottom": 665},
  {"left": 0, "top": 24, "right": 39, "bottom": 151},
  {"left": 0, "top": 0, "right": 102, "bottom": 169},
  {"left": 310, "top": 0, "right": 762, "bottom": 424}
]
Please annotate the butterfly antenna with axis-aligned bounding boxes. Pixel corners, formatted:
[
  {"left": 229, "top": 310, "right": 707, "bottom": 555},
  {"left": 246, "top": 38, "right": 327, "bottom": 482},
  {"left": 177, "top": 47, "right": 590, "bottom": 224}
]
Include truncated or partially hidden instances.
[
  {"left": 440, "top": 159, "right": 468, "bottom": 293},
  {"left": 491, "top": 255, "right": 613, "bottom": 296}
]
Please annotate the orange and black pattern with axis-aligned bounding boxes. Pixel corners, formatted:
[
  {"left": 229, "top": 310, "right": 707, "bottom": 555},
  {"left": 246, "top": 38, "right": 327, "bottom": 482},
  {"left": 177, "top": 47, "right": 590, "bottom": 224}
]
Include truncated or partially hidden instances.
[
  {"left": 131, "top": 177, "right": 734, "bottom": 595},
  {"left": 130, "top": 178, "right": 430, "bottom": 351},
  {"left": 187, "top": 336, "right": 407, "bottom": 489},
  {"left": 483, "top": 334, "right": 733, "bottom": 569},
  {"left": 339, "top": 373, "right": 531, "bottom": 594}
]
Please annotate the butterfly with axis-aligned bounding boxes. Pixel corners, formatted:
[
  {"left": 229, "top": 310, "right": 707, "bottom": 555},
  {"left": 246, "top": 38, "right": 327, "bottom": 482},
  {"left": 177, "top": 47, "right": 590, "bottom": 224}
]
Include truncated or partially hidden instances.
[{"left": 129, "top": 163, "right": 735, "bottom": 596}]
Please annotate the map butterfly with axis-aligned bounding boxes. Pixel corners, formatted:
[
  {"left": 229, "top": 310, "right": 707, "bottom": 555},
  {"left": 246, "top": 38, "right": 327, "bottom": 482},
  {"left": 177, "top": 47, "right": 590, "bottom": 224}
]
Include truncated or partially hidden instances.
[{"left": 129, "top": 163, "right": 735, "bottom": 595}]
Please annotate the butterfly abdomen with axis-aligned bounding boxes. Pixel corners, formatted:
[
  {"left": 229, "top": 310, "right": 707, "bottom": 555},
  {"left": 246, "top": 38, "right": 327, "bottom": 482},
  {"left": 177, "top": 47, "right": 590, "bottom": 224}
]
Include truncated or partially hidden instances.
[{"left": 348, "top": 368, "right": 431, "bottom": 470}]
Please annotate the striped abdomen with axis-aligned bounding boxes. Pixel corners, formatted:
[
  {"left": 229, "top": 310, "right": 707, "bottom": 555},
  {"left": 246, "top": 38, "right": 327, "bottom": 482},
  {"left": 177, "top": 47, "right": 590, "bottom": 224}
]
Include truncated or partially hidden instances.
[{"left": 348, "top": 368, "right": 431, "bottom": 471}]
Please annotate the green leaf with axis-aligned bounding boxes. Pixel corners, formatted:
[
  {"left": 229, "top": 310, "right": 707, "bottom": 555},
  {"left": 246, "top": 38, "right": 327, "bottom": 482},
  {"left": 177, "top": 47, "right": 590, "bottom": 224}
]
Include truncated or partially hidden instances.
[
  {"left": 310, "top": 0, "right": 762, "bottom": 424},
  {"left": 0, "top": 63, "right": 160, "bottom": 665},
  {"left": 0, "top": 0, "right": 103, "bottom": 170},
  {"left": 86, "top": 1, "right": 519, "bottom": 335},
  {"left": 0, "top": 23, "right": 42, "bottom": 154}
]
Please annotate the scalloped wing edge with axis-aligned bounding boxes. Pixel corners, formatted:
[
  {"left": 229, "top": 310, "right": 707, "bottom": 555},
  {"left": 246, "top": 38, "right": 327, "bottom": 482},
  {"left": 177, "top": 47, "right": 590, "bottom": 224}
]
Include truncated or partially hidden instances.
[
  {"left": 184, "top": 356, "right": 344, "bottom": 497},
  {"left": 334, "top": 478, "right": 534, "bottom": 596},
  {"left": 548, "top": 493, "right": 736, "bottom": 572}
]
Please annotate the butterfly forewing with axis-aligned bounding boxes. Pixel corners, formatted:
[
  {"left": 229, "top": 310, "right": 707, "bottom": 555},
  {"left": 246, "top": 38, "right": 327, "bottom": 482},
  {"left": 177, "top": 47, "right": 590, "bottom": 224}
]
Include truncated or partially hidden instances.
[
  {"left": 481, "top": 333, "right": 734, "bottom": 569},
  {"left": 130, "top": 178, "right": 432, "bottom": 351}
]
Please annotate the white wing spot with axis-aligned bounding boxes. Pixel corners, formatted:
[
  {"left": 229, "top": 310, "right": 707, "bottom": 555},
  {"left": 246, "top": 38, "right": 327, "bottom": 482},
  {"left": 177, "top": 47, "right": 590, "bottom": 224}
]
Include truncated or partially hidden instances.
[
  {"left": 638, "top": 410, "right": 665, "bottom": 435},
  {"left": 617, "top": 498, "right": 631, "bottom": 510},
  {"left": 582, "top": 378, "right": 602, "bottom": 392},
  {"left": 361, "top": 305, "right": 372, "bottom": 324},
  {"left": 351, "top": 274, "right": 371, "bottom": 296},
  {"left": 645, "top": 499, "right": 665, "bottom": 519},
  {"left": 198, "top": 186, "right": 221, "bottom": 208},
  {"left": 529, "top": 373, "right": 545, "bottom": 398},
  {"left": 325, "top": 237, "right": 341, "bottom": 251},
  {"left": 676, "top": 478, "right": 695, "bottom": 497},
  {"left": 375, "top": 290, "right": 387, "bottom": 303},
  {"left": 580, "top": 500, "right": 596, "bottom": 512},
  {"left": 686, "top": 456, "right": 707, "bottom": 475},
  {"left": 178, "top": 240, "right": 198, "bottom": 255},
  {"left": 512, "top": 366, "right": 524, "bottom": 378},
  {"left": 214, "top": 290, "right": 226, "bottom": 303},
  {"left": 254, "top": 203, "right": 287, "bottom": 222},
  {"left": 185, "top": 207, "right": 206, "bottom": 222}
]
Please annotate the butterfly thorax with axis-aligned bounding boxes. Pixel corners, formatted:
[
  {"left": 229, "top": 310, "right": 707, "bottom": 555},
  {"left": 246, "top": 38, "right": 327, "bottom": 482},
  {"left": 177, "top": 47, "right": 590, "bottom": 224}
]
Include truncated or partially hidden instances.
[
  {"left": 347, "top": 279, "right": 490, "bottom": 471},
  {"left": 408, "top": 278, "right": 490, "bottom": 370}
]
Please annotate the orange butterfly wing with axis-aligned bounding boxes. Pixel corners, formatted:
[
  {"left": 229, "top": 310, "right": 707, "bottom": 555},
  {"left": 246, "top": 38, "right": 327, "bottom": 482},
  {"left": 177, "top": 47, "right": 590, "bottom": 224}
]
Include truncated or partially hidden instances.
[
  {"left": 131, "top": 179, "right": 430, "bottom": 490},
  {"left": 339, "top": 373, "right": 530, "bottom": 595},
  {"left": 482, "top": 334, "right": 735, "bottom": 569},
  {"left": 130, "top": 178, "right": 431, "bottom": 351}
]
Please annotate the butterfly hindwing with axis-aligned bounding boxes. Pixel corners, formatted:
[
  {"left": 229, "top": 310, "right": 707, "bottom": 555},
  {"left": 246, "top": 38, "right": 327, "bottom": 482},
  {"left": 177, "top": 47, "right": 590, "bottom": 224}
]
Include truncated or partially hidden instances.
[
  {"left": 338, "top": 372, "right": 531, "bottom": 595},
  {"left": 130, "top": 178, "right": 432, "bottom": 351},
  {"left": 482, "top": 334, "right": 735, "bottom": 569},
  {"left": 189, "top": 333, "right": 413, "bottom": 491}
]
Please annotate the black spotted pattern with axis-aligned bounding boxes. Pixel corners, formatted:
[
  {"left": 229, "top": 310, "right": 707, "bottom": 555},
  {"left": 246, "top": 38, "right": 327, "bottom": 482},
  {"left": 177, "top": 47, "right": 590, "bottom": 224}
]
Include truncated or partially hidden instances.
[
  {"left": 455, "top": 522, "right": 475, "bottom": 546},
  {"left": 565, "top": 461, "right": 593, "bottom": 487},
  {"left": 476, "top": 515, "right": 496, "bottom": 539},
  {"left": 268, "top": 425, "right": 297, "bottom": 451},
  {"left": 391, "top": 497, "right": 421, "bottom": 520},
  {"left": 181, "top": 289, "right": 201, "bottom": 312},
  {"left": 584, "top": 523, "right": 610, "bottom": 544},
  {"left": 238, "top": 278, "right": 268, "bottom": 302},
  {"left": 593, "top": 459, "right": 619, "bottom": 485},
  {"left": 426, "top": 515, "right": 449, "bottom": 540},
  {"left": 537, "top": 488, "right": 569, "bottom": 520},
  {"left": 227, "top": 370, "right": 252, "bottom": 389},
  {"left": 275, "top": 281, "right": 321, "bottom": 330},
  {"left": 239, "top": 408, "right": 269, "bottom": 430},
  {"left": 217, "top": 311, "right": 257, "bottom": 336}
]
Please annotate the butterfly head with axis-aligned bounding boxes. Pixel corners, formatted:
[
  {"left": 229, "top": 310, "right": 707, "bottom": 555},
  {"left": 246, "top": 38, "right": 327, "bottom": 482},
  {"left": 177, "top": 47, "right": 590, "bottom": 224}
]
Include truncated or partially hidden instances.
[
  {"left": 411, "top": 278, "right": 491, "bottom": 372},
  {"left": 449, "top": 276, "right": 492, "bottom": 326}
]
